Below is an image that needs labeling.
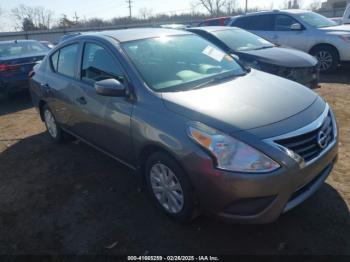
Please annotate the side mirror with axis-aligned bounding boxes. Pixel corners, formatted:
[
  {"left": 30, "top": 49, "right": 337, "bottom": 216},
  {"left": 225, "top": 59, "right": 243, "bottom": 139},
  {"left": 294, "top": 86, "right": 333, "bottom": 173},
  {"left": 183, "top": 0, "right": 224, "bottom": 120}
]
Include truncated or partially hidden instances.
[
  {"left": 95, "top": 79, "right": 126, "bottom": 97},
  {"left": 290, "top": 23, "right": 302, "bottom": 30},
  {"left": 231, "top": 54, "right": 240, "bottom": 61}
]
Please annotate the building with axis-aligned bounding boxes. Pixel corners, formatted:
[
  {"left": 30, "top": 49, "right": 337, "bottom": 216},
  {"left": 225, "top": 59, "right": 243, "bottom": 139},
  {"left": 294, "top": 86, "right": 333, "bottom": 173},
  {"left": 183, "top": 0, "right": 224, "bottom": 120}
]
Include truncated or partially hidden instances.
[{"left": 319, "top": 0, "right": 350, "bottom": 17}]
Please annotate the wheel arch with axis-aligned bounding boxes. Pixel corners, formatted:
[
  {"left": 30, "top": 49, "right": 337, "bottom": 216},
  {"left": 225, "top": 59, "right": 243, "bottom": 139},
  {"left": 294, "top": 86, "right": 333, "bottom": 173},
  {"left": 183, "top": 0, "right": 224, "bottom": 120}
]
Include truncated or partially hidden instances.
[
  {"left": 309, "top": 43, "right": 340, "bottom": 58},
  {"left": 38, "top": 100, "right": 47, "bottom": 121}
]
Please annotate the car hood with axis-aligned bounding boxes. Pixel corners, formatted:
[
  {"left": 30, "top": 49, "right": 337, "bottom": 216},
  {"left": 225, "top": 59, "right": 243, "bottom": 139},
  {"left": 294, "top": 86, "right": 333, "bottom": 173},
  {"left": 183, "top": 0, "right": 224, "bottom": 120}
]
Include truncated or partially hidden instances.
[
  {"left": 236, "top": 47, "right": 318, "bottom": 67},
  {"left": 318, "top": 24, "right": 350, "bottom": 34},
  {"left": 161, "top": 70, "right": 318, "bottom": 133}
]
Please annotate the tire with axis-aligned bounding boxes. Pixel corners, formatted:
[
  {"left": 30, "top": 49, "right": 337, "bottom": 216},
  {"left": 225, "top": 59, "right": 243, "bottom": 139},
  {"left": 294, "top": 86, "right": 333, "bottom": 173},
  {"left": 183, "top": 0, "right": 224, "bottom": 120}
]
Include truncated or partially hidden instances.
[
  {"left": 42, "top": 105, "right": 72, "bottom": 143},
  {"left": 311, "top": 46, "right": 339, "bottom": 73},
  {"left": 145, "top": 152, "right": 198, "bottom": 223}
]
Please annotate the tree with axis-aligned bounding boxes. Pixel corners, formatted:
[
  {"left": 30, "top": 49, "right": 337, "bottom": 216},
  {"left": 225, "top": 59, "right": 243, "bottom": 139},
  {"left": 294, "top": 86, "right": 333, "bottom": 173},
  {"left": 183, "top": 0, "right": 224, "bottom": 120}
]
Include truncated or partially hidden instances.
[
  {"left": 11, "top": 5, "right": 54, "bottom": 31},
  {"left": 57, "top": 14, "right": 75, "bottom": 28},
  {"left": 308, "top": 0, "right": 322, "bottom": 11},
  {"left": 196, "top": 0, "right": 227, "bottom": 16},
  {"left": 22, "top": 18, "right": 36, "bottom": 31},
  {"left": 224, "top": 0, "right": 238, "bottom": 15},
  {"left": 138, "top": 8, "right": 154, "bottom": 20}
]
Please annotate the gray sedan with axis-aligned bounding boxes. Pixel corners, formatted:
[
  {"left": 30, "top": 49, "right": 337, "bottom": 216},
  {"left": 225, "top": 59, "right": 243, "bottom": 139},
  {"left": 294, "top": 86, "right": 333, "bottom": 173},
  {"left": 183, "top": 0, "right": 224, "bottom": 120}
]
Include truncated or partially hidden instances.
[
  {"left": 229, "top": 10, "right": 350, "bottom": 72},
  {"left": 29, "top": 29, "right": 338, "bottom": 223}
]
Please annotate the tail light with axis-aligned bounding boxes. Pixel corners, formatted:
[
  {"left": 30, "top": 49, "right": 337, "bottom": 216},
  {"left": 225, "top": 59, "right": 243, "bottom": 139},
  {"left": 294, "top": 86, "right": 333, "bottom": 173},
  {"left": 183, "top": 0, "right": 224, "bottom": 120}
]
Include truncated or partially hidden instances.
[
  {"left": 28, "top": 70, "right": 35, "bottom": 78},
  {"left": 0, "top": 64, "right": 20, "bottom": 72}
]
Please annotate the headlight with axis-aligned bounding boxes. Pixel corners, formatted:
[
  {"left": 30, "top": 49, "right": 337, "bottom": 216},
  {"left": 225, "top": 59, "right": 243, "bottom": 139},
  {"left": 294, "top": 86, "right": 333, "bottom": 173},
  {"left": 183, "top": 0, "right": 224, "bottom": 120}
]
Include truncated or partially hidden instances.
[{"left": 187, "top": 122, "right": 280, "bottom": 173}]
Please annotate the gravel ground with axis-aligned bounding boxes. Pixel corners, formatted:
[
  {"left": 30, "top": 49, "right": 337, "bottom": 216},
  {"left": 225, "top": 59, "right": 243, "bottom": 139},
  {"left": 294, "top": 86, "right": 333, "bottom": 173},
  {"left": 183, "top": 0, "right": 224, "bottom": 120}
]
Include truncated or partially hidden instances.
[{"left": 0, "top": 69, "right": 349, "bottom": 255}]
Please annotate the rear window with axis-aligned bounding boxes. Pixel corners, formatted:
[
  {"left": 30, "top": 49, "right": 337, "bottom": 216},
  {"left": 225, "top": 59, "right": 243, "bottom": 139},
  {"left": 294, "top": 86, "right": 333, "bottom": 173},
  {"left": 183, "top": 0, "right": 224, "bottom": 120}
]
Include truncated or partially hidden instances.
[
  {"left": 0, "top": 41, "right": 48, "bottom": 58},
  {"left": 233, "top": 15, "right": 274, "bottom": 31},
  {"left": 50, "top": 44, "right": 79, "bottom": 78}
]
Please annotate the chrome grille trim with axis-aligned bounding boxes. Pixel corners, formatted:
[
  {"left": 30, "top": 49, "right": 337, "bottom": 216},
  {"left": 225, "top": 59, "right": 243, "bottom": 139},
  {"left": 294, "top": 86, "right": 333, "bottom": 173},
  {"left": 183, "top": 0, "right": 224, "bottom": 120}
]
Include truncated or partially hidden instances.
[{"left": 264, "top": 104, "right": 337, "bottom": 167}]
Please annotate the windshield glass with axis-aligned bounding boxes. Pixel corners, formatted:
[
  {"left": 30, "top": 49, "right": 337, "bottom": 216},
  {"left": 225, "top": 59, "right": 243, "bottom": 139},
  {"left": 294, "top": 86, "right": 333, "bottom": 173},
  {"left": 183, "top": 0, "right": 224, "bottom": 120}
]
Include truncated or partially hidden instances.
[
  {"left": 122, "top": 35, "right": 245, "bottom": 92},
  {"left": 0, "top": 41, "right": 49, "bottom": 58},
  {"left": 296, "top": 12, "right": 337, "bottom": 28},
  {"left": 212, "top": 28, "right": 274, "bottom": 51}
]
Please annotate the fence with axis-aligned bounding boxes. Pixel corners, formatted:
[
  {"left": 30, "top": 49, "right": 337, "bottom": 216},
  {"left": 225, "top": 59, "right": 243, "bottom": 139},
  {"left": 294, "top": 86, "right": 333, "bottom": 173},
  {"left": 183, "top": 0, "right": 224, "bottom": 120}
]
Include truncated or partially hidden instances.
[{"left": 0, "top": 20, "right": 199, "bottom": 44}]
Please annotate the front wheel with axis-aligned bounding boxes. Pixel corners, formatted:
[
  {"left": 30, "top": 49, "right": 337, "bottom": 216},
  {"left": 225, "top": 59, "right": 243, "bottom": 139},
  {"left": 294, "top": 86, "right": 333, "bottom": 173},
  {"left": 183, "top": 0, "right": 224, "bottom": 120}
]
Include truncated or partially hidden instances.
[
  {"left": 145, "top": 152, "right": 198, "bottom": 223},
  {"left": 311, "top": 46, "right": 339, "bottom": 73}
]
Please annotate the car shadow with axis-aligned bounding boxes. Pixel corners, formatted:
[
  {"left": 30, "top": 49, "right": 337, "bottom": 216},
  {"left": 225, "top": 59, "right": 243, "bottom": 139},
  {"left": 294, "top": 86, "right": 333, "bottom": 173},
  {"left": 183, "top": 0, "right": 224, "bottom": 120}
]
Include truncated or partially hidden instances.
[
  {"left": 0, "top": 91, "right": 33, "bottom": 117},
  {"left": 0, "top": 132, "right": 349, "bottom": 255},
  {"left": 320, "top": 65, "right": 350, "bottom": 85}
]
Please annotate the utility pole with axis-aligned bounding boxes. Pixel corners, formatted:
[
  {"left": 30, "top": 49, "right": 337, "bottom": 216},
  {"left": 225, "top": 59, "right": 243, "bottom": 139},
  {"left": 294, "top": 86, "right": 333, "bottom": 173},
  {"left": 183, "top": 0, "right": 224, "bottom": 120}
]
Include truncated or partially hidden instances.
[
  {"left": 245, "top": 0, "right": 248, "bottom": 14},
  {"left": 126, "top": 0, "right": 133, "bottom": 19},
  {"left": 73, "top": 11, "right": 80, "bottom": 24}
]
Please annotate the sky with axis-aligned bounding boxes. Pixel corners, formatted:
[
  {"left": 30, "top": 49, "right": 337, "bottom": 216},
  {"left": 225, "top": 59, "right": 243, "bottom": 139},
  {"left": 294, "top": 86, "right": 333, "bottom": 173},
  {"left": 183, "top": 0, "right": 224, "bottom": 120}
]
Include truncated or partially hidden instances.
[{"left": 0, "top": 0, "right": 323, "bottom": 31}]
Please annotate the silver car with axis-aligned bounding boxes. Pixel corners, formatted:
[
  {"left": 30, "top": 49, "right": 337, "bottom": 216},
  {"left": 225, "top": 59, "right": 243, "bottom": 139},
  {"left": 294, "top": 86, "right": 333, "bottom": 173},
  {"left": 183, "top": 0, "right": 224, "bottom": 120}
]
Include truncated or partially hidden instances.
[{"left": 229, "top": 10, "right": 350, "bottom": 72}]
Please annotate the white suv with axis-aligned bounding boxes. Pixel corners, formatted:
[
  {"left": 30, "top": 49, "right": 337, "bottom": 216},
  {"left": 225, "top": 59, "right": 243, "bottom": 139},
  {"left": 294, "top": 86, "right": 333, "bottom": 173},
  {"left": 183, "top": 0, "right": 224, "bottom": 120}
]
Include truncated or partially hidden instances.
[{"left": 229, "top": 10, "right": 350, "bottom": 72}]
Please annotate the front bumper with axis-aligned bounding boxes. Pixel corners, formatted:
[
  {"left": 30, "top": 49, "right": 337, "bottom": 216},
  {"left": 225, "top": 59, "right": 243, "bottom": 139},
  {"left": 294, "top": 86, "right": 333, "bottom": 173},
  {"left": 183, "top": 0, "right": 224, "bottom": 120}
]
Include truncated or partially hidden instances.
[
  {"left": 183, "top": 138, "right": 338, "bottom": 224},
  {"left": 261, "top": 64, "right": 320, "bottom": 89}
]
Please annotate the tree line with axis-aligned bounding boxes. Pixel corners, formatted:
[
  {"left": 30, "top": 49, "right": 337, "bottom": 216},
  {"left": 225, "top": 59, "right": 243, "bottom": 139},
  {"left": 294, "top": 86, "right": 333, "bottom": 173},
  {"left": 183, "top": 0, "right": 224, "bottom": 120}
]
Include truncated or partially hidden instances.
[{"left": 1, "top": 0, "right": 322, "bottom": 32}]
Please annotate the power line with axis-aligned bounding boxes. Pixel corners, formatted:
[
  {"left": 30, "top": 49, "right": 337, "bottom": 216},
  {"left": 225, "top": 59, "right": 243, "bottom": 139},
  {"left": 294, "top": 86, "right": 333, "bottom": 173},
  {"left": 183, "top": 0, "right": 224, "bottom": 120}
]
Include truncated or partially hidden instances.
[{"left": 126, "top": 0, "right": 133, "bottom": 18}]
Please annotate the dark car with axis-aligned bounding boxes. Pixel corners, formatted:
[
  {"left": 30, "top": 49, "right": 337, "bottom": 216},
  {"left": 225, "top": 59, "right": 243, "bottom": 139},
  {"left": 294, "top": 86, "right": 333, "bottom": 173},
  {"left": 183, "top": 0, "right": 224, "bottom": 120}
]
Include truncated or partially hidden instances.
[
  {"left": 188, "top": 26, "right": 320, "bottom": 88},
  {"left": 29, "top": 29, "right": 338, "bottom": 224},
  {"left": 40, "top": 41, "right": 55, "bottom": 49},
  {"left": 0, "top": 40, "right": 49, "bottom": 99},
  {"left": 198, "top": 16, "right": 232, "bottom": 26}
]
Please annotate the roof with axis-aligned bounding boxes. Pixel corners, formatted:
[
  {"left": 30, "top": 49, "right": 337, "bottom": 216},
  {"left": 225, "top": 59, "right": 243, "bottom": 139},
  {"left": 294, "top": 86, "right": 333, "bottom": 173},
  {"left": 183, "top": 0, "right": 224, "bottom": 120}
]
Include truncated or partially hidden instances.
[
  {"left": 189, "top": 26, "right": 240, "bottom": 33},
  {"left": 84, "top": 28, "right": 192, "bottom": 43},
  {"left": 0, "top": 39, "right": 40, "bottom": 45},
  {"left": 240, "top": 9, "right": 311, "bottom": 17},
  {"left": 202, "top": 16, "right": 231, "bottom": 21}
]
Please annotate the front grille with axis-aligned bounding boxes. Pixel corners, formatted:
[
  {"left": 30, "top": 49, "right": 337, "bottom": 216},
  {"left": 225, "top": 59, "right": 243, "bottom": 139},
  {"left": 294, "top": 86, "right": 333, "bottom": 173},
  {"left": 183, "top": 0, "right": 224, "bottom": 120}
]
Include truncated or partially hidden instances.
[{"left": 275, "top": 112, "right": 334, "bottom": 163}]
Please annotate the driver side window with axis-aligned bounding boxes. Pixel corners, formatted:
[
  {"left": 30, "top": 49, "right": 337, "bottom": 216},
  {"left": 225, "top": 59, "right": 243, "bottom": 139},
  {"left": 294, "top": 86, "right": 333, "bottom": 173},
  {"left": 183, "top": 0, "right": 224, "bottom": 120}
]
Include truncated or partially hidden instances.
[
  {"left": 81, "top": 43, "right": 124, "bottom": 84},
  {"left": 274, "top": 15, "right": 300, "bottom": 31}
]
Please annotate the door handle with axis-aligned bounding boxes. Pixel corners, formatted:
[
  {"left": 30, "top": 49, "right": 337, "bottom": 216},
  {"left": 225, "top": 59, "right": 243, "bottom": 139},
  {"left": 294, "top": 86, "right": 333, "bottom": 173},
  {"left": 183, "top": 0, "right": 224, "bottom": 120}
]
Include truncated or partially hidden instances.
[{"left": 76, "top": 97, "right": 87, "bottom": 105}]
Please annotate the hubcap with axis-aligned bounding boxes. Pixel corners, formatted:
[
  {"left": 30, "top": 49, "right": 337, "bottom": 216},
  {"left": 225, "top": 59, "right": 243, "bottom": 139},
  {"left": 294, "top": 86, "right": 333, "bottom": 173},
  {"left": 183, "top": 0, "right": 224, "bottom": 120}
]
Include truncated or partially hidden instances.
[
  {"left": 44, "top": 110, "right": 58, "bottom": 138},
  {"left": 150, "top": 163, "right": 184, "bottom": 214},
  {"left": 316, "top": 51, "right": 333, "bottom": 71}
]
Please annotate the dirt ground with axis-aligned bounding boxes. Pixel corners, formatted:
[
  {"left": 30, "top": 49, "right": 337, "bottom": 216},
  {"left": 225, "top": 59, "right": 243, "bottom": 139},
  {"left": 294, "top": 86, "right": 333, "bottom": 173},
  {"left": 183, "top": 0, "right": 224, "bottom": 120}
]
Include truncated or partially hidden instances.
[{"left": 0, "top": 69, "right": 349, "bottom": 255}]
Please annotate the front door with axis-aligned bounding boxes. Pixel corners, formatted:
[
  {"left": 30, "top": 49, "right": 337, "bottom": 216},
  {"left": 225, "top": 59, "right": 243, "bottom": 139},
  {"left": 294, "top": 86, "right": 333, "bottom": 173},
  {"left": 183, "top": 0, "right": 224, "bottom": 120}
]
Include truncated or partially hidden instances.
[{"left": 71, "top": 41, "right": 134, "bottom": 164}]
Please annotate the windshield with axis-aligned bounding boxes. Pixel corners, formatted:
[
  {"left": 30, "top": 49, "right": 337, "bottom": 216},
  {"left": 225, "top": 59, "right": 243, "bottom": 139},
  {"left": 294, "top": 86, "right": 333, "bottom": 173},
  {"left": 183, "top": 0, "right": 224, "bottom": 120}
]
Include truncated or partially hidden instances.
[
  {"left": 212, "top": 28, "right": 274, "bottom": 51},
  {"left": 122, "top": 35, "right": 245, "bottom": 92},
  {"left": 296, "top": 12, "right": 337, "bottom": 28},
  {"left": 0, "top": 41, "right": 49, "bottom": 58}
]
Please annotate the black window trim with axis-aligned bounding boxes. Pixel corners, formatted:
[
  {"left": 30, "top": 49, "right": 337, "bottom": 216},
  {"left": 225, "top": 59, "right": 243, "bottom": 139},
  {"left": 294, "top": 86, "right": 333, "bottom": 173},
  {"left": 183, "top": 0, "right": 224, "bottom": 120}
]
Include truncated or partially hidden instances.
[
  {"left": 79, "top": 39, "right": 127, "bottom": 87},
  {"left": 274, "top": 14, "right": 306, "bottom": 31},
  {"left": 49, "top": 41, "right": 81, "bottom": 80}
]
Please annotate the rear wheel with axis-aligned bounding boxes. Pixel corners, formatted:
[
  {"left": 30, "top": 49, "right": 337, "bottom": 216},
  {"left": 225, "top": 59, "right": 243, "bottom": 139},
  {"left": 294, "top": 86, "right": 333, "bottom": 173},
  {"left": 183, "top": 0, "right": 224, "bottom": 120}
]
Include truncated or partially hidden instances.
[
  {"left": 311, "top": 46, "right": 339, "bottom": 73},
  {"left": 42, "top": 105, "right": 73, "bottom": 143},
  {"left": 145, "top": 152, "right": 198, "bottom": 223}
]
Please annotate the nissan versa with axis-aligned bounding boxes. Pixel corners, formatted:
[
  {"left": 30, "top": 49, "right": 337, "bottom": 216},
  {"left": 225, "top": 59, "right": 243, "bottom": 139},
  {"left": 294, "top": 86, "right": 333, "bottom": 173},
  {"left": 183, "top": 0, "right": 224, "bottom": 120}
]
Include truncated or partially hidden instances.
[{"left": 29, "top": 29, "right": 338, "bottom": 223}]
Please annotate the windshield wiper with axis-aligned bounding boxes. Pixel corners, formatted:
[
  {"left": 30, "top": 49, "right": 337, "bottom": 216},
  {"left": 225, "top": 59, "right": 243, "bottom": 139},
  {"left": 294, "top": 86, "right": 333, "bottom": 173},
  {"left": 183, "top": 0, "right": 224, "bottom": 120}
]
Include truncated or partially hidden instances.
[
  {"left": 254, "top": 46, "right": 273, "bottom": 50},
  {"left": 191, "top": 73, "right": 241, "bottom": 90}
]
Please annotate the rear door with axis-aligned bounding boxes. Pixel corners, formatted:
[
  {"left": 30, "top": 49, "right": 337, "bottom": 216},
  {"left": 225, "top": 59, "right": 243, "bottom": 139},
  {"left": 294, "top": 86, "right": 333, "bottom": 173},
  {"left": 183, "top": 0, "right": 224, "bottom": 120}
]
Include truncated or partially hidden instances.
[
  {"left": 71, "top": 40, "right": 134, "bottom": 164},
  {"left": 232, "top": 15, "right": 276, "bottom": 42},
  {"left": 44, "top": 42, "right": 83, "bottom": 128}
]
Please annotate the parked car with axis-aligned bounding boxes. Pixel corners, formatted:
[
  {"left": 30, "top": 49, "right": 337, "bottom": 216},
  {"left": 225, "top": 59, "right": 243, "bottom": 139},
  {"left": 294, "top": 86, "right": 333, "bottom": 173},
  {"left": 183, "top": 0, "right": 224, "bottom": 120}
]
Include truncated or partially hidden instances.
[
  {"left": 0, "top": 40, "right": 49, "bottom": 99},
  {"left": 229, "top": 10, "right": 350, "bottom": 72},
  {"left": 188, "top": 26, "right": 319, "bottom": 88},
  {"left": 331, "top": 4, "right": 350, "bottom": 25},
  {"left": 59, "top": 32, "right": 82, "bottom": 43},
  {"left": 40, "top": 41, "right": 55, "bottom": 49},
  {"left": 30, "top": 28, "right": 338, "bottom": 224},
  {"left": 198, "top": 16, "right": 232, "bottom": 26}
]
